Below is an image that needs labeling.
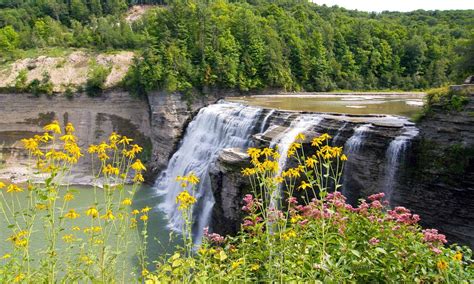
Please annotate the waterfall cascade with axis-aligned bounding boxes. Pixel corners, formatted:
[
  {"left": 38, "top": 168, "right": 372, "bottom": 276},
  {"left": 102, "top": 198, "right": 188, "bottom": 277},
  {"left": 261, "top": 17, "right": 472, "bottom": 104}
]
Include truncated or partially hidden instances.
[
  {"left": 154, "top": 100, "right": 419, "bottom": 242},
  {"left": 383, "top": 126, "right": 419, "bottom": 202},
  {"left": 269, "top": 115, "right": 323, "bottom": 207},
  {"left": 341, "top": 124, "right": 372, "bottom": 199},
  {"left": 155, "top": 101, "right": 262, "bottom": 243}
]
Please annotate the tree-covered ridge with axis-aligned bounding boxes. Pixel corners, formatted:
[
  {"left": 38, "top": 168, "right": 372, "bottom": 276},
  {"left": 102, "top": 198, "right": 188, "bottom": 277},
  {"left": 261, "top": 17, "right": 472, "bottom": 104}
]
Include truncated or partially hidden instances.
[
  {"left": 124, "top": 0, "right": 474, "bottom": 95},
  {"left": 0, "top": 1, "right": 473, "bottom": 94}
]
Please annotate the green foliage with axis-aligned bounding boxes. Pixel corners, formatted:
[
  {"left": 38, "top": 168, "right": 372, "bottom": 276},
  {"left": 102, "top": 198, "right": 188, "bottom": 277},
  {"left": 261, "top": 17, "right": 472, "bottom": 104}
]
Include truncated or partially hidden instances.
[
  {"left": 123, "top": 1, "right": 473, "bottom": 95},
  {"left": 85, "top": 61, "right": 111, "bottom": 97},
  {"left": 425, "top": 87, "right": 469, "bottom": 113},
  {"left": 14, "top": 69, "right": 27, "bottom": 92},
  {"left": 27, "top": 72, "right": 54, "bottom": 97}
]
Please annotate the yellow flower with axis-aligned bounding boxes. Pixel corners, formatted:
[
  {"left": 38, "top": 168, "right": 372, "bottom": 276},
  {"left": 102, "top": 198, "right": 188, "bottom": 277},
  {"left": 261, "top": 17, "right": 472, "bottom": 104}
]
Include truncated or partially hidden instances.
[
  {"left": 122, "top": 198, "right": 132, "bottom": 206},
  {"left": 141, "top": 206, "right": 152, "bottom": 213},
  {"left": 131, "top": 159, "right": 146, "bottom": 172},
  {"left": 282, "top": 229, "right": 297, "bottom": 241},
  {"left": 43, "top": 120, "right": 62, "bottom": 134},
  {"left": 86, "top": 207, "right": 99, "bottom": 218},
  {"left": 131, "top": 144, "right": 143, "bottom": 154},
  {"left": 298, "top": 181, "right": 311, "bottom": 190},
  {"left": 101, "top": 210, "right": 115, "bottom": 221},
  {"left": 65, "top": 209, "right": 80, "bottom": 219},
  {"left": 295, "top": 133, "right": 305, "bottom": 141},
  {"left": 13, "top": 273, "right": 25, "bottom": 283},
  {"left": 6, "top": 184, "right": 23, "bottom": 193},
  {"left": 109, "top": 132, "right": 120, "bottom": 143},
  {"left": 241, "top": 168, "right": 256, "bottom": 176},
  {"left": 1, "top": 253, "right": 11, "bottom": 259},
  {"left": 142, "top": 269, "right": 149, "bottom": 277},
  {"left": 437, "top": 260, "right": 448, "bottom": 270},
  {"left": 340, "top": 154, "right": 348, "bottom": 161},
  {"left": 72, "top": 226, "right": 81, "bottom": 231},
  {"left": 131, "top": 209, "right": 140, "bottom": 215},
  {"left": 64, "top": 192, "right": 74, "bottom": 202},
  {"left": 119, "top": 136, "right": 133, "bottom": 145},
  {"left": 140, "top": 215, "right": 149, "bottom": 222},
  {"left": 0, "top": 182, "right": 5, "bottom": 189},
  {"left": 176, "top": 190, "right": 197, "bottom": 210},
  {"left": 88, "top": 145, "right": 98, "bottom": 154},
  {"left": 103, "top": 164, "right": 120, "bottom": 176},
  {"left": 305, "top": 157, "right": 317, "bottom": 168},
  {"left": 36, "top": 203, "right": 48, "bottom": 210},
  {"left": 133, "top": 173, "right": 145, "bottom": 183},
  {"left": 21, "top": 138, "right": 39, "bottom": 151},
  {"left": 80, "top": 255, "right": 93, "bottom": 265},
  {"left": 62, "top": 234, "right": 75, "bottom": 243},
  {"left": 7, "top": 231, "right": 28, "bottom": 248},
  {"left": 60, "top": 134, "right": 76, "bottom": 143},
  {"left": 250, "top": 264, "right": 260, "bottom": 271},
  {"left": 453, "top": 252, "right": 463, "bottom": 261},
  {"left": 65, "top": 122, "right": 75, "bottom": 133}
]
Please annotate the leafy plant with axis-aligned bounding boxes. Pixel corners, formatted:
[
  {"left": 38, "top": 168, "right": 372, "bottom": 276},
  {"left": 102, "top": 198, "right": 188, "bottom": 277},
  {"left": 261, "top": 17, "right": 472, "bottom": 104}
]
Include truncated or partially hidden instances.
[{"left": 85, "top": 61, "right": 111, "bottom": 97}]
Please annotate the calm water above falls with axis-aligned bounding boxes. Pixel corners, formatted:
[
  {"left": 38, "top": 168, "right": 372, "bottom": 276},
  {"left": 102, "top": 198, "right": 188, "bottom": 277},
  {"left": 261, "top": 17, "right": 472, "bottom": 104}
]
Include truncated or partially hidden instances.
[{"left": 228, "top": 93, "right": 424, "bottom": 119}]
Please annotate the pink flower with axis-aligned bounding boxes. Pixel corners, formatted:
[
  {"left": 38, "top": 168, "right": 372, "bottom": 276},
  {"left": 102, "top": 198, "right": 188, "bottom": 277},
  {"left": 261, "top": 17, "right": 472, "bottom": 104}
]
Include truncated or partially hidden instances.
[
  {"left": 369, "top": 237, "right": 380, "bottom": 245},
  {"left": 203, "top": 227, "right": 225, "bottom": 245},
  {"left": 368, "top": 192, "right": 385, "bottom": 201},
  {"left": 422, "top": 229, "right": 447, "bottom": 244},
  {"left": 287, "top": 197, "right": 298, "bottom": 205}
]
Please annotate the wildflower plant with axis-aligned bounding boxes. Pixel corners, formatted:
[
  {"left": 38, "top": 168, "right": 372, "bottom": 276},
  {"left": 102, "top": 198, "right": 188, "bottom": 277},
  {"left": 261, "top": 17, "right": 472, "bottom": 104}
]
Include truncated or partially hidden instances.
[{"left": 0, "top": 121, "right": 148, "bottom": 282}]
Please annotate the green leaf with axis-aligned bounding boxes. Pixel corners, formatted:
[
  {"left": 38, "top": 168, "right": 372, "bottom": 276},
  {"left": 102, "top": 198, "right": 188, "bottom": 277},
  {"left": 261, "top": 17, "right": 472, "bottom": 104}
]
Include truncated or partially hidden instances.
[
  {"left": 375, "top": 247, "right": 387, "bottom": 254},
  {"left": 351, "top": 249, "right": 361, "bottom": 258}
]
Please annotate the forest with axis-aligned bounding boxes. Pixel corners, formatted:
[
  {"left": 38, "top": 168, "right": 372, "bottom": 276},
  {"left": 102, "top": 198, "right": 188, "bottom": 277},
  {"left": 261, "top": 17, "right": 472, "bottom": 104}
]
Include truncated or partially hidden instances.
[{"left": 0, "top": 0, "right": 473, "bottom": 95}]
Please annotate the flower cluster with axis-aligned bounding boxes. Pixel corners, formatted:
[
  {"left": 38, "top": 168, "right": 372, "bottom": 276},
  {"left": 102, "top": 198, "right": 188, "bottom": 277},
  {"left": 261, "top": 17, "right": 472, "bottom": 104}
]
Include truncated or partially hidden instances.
[
  {"left": 203, "top": 227, "right": 225, "bottom": 245},
  {"left": 176, "top": 190, "right": 197, "bottom": 210}
]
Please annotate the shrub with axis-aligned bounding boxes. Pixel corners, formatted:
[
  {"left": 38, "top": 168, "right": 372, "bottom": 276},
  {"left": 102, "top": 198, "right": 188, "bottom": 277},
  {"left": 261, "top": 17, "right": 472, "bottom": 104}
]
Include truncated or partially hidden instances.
[
  {"left": 85, "top": 61, "right": 111, "bottom": 97},
  {"left": 14, "top": 69, "right": 28, "bottom": 92},
  {"left": 27, "top": 72, "right": 53, "bottom": 96}
]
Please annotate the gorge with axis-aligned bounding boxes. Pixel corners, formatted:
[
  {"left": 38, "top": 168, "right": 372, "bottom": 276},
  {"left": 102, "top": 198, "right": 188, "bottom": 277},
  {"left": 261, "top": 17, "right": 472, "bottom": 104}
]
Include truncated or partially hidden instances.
[{"left": 0, "top": 89, "right": 473, "bottom": 249}]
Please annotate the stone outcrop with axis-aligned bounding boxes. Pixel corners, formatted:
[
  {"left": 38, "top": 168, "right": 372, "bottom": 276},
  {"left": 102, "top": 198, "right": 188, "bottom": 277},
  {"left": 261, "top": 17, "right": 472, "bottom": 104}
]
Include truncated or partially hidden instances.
[
  {"left": 394, "top": 86, "right": 474, "bottom": 247},
  {"left": 0, "top": 92, "right": 150, "bottom": 184},
  {"left": 209, "top": 148, "right": 251, "bottom": 236}
]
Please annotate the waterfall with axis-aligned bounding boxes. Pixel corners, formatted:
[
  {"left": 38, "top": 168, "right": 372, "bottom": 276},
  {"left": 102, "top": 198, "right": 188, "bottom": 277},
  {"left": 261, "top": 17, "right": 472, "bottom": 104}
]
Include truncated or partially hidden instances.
[
  {"left": 155, "top": 101, "right": 262, "bottom": 243},
  {"left": 383, "top": 126, "right": 419, "bottom": 203},
  {"left": 341, "top": 124, "right": 372, "bottom": 199},
  {"left": 332, "top": 122, "right": 348, "bottom": 146},
  {"left": 270, "top": 115, "right": 323, "bottom": 207},
  {"left": 259, "top": 109, "right": 275, "bottom": 133}
]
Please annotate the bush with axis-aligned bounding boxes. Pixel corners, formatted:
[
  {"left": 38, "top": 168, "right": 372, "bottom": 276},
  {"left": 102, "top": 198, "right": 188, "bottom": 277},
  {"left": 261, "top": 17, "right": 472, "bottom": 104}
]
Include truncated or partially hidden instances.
[
  {"left": 85, "top": 61, "right": 111, "bottom": 97},
  {"left": 24, "top": 71, "right": 54, "bottom": 96},
  {"left": 14, "top": 69, "right": 28, "bottom": 92}
]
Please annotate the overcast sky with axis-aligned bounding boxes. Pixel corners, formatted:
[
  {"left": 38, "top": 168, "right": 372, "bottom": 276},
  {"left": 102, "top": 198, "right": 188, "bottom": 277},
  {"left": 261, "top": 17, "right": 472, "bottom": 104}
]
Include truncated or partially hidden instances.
[{"left": 312, "top": 0, "right": 474, "bottom": 12}]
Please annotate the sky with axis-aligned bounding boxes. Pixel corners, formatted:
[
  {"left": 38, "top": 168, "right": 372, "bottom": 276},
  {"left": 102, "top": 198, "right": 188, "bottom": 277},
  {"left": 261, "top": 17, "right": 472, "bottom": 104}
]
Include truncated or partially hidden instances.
[{"left": 312, "top": 0, "right": 474, "bottom": 12}]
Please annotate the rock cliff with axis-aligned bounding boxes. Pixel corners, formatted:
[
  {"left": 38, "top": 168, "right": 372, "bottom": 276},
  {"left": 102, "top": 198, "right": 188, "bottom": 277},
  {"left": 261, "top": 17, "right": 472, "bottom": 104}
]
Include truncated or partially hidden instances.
[{"left": 393, "top": 86, "right": 474, "bottom": 247}]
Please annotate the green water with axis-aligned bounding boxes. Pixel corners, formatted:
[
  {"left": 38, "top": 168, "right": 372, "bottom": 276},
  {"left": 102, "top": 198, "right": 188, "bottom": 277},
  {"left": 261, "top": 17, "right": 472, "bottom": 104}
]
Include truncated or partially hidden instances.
[
  {"left": 228, "top": 94, "right": 425, "bottom": 118},
  {"left": 0, "top": 184, "right": 177, "bottom": 276}
]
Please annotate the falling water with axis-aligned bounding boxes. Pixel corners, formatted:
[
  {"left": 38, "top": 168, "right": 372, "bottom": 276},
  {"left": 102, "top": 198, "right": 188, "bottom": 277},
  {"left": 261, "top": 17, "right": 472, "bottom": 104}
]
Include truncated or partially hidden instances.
[
  {"left": 259, "top": 109, "right": 275, "bottom": 133},
  {"left": 341, "top": 124, "right": 372, "bottom": 199},
  {"left": 383, "top": 126, "right": 419, "bottom": 202},
  {"left": 269, "top": 115, "right": 323, "bottom": 207},
  {"left": 332, "top": 122, "right": 348, "bottom": 146},
  {"left": 155, "top": 101, "right": 262, "bottom": 243}
]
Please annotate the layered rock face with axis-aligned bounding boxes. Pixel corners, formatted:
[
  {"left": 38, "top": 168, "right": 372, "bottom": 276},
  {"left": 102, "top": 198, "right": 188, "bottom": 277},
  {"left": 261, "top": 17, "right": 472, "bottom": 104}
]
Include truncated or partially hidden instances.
[
  {"left": 0, "top": 92, "right": 150, "bottom": 184},
  {"left": 394, "top": 87, "right": 474, "bottom": 247},
  {"left": 209, "top": 109, "right": 415, "bottom": 235}
]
